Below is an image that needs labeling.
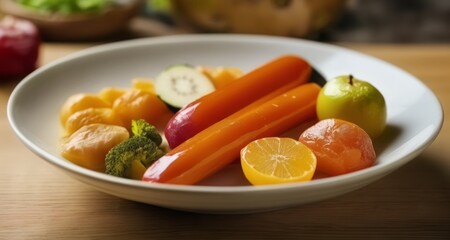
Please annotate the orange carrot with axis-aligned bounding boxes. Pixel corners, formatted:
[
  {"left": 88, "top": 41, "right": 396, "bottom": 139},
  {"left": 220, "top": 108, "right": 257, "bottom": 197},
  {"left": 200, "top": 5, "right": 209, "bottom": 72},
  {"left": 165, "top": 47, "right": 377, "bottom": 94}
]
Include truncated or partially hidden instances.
[
  {"left": 142, "top": 82, "right": 321, "bottom": 185},
  {"left": 164, "top": 55, "right": 311, "bottom": 148}
]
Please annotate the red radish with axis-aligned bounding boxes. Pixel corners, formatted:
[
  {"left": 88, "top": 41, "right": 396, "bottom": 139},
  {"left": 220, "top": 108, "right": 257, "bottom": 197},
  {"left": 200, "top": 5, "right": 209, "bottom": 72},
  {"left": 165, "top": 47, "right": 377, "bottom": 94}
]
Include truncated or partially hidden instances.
[{"left": 0, "top": 16, "right": 40, "bottom": 79}]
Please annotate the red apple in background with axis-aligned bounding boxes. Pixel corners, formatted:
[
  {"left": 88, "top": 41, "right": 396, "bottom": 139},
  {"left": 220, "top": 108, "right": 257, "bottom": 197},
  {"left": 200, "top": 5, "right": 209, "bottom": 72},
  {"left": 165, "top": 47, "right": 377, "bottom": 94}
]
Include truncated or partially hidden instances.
[{"left": 0, "top": 16, "right": 40, "bottom": 79}]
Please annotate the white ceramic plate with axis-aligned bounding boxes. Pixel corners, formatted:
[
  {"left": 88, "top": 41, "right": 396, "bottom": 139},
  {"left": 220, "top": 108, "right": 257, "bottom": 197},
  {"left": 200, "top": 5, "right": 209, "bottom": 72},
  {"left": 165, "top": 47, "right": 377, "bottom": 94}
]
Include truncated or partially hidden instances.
[{"left": 8, "top": 35, "right": 443, "bottom": 213}]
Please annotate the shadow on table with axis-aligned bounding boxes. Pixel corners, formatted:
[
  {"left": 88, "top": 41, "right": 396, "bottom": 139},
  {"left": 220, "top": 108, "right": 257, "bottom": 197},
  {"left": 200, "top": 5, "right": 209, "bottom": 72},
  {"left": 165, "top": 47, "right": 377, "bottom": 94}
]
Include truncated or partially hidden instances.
[{"left": 63, "top": 151, "right": 448, "bottom": 239}]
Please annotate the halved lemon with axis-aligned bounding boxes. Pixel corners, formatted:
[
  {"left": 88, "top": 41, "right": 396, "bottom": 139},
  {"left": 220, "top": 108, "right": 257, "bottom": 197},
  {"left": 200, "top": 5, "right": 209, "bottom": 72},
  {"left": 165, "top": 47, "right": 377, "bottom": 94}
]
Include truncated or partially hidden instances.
[{"left": 240, "top": 137, "right": 317, "bottom": 185}]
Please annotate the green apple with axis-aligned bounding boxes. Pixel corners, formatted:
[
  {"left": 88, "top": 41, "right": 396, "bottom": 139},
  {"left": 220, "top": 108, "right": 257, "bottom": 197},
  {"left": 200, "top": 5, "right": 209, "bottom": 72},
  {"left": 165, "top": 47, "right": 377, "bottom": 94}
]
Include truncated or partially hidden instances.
[{"left": 316, "top": 75, "right": 387, "bottom": 138}]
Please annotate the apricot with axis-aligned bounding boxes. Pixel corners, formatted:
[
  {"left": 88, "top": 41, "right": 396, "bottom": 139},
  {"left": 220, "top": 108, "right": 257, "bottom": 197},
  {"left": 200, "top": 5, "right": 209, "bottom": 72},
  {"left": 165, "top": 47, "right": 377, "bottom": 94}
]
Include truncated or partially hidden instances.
[{"left": 299, "top": 118, "right": 376, "bottom": 176}]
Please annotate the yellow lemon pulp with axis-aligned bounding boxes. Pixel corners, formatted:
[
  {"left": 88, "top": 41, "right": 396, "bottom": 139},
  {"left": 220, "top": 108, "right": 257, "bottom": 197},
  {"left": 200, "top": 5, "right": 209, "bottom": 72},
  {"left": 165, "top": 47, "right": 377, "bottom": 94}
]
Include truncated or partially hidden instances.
[{"left": 240, "top": 137, "right": 317, "bottom": 185}]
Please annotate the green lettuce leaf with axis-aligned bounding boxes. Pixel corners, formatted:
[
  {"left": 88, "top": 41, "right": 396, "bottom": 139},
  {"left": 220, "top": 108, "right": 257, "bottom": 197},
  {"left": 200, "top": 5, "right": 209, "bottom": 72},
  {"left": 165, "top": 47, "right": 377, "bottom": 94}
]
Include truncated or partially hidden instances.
[{"left": 17, "top": 0, "right": 112, "bottom": 14}]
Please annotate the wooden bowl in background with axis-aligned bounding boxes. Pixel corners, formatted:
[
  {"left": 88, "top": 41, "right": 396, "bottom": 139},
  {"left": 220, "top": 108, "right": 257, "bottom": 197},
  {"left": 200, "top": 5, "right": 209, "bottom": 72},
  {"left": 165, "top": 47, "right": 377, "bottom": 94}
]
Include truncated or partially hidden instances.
[
  {"left": 170, "top": 0, "right": 347, "bottom": 38},
  {"left": 0, "top": 0, "right": 142, "bottom": 41}
]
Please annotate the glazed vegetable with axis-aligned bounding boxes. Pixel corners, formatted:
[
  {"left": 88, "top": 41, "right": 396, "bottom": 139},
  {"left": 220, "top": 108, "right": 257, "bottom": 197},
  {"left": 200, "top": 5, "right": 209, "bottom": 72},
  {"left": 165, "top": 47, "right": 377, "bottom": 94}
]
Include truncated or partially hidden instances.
[
  {"left": 112, "top": 89, "right": 174, "bottom": 131},
  {"left": 61, "top": 123, "right": 130, "bottom": 172},
  {"left": 64, "top": 107, "right": 124, "bottom": 135},
  {"left": 97, "top": 87, "right": 127, "bottom": 105},
  {"left": 60, "top": 93, "right": 110, "bottom": 125},
  {"left": 142, "top": 82, "right": 321, "bottom": 185},
  {"left": 105, "top": 119, "right": 165, "bottom": 179},
  {"left": 164, "top": 55, "right": 312, "bottom": 149}
]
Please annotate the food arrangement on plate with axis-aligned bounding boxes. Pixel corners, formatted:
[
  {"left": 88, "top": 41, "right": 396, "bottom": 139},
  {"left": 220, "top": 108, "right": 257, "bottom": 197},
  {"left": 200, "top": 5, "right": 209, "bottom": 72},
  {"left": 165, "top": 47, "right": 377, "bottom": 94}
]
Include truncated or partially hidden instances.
[
  {"left": 59, "top": 54, "right": 387, "bottom": 186},
  {"left": 8, "top": 35, "right": 443, "bottom": 212}
]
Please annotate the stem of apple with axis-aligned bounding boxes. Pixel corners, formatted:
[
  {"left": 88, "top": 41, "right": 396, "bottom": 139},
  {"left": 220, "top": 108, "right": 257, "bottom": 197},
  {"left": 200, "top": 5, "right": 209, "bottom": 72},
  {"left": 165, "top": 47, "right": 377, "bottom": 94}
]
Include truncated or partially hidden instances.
[{"left": 349, "top": 75, "right": 354, "bottom": 86}]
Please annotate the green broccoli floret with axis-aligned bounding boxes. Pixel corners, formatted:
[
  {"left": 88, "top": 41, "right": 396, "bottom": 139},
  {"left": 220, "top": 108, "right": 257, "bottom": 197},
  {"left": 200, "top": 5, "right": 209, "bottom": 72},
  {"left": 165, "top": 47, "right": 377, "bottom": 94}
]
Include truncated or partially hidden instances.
[
  {"left": 105, "top": 119, "right": 165, "bottom": 178},
  {"left": 131, "top": 119, "right": 162, "bottom": 145}
]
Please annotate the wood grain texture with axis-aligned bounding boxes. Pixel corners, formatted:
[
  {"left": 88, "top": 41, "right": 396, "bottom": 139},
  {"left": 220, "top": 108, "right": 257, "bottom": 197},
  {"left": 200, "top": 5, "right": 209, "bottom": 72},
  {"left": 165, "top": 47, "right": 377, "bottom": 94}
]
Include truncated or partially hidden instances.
[{"left": 0, "top": 43, "right": 448, "bottom": 240}]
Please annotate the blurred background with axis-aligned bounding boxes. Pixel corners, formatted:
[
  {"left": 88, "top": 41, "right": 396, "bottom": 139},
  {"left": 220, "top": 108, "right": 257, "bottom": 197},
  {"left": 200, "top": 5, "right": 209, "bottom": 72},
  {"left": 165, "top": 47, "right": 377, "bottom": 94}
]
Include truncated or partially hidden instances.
[
  {"left": 315, "top": 0, "right": 450, "bottom": 43},
  {"left": 143, "top": 0, "right": 450, "bottom": 43},
  {"left": 1, "top": 0, "right": 449, "bottom": 42}
]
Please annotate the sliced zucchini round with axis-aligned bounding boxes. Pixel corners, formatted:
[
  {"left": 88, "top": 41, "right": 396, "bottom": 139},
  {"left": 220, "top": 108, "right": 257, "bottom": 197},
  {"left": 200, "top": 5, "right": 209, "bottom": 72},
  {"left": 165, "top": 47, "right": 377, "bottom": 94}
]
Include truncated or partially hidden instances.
[{"left": 155, "top": 65, "right": 215, "bottom": 109}]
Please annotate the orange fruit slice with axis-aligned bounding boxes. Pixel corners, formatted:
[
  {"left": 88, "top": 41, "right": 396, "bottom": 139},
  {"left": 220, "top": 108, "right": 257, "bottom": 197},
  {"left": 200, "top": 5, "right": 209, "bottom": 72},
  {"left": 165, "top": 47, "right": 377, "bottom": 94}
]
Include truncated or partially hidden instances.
[
  {"left": 64, "top": 107, "right": 124, "bottom": 135},
  {"left": 132, "top": 78, "right": 156, "bottom": 94},
  {"left": 240, "top": 137, "right": 317, "bottom": 185},
  {"left": 60, "top": 93, "right": 110, "bottom": 125},
  {"left": 197, "top": 66, "right": 244, "bottom": 89},
  {"left": 98, "top": 87, "right": 127, "bottom": 106},
  {"left": 299, "top": 118, "right": 376, "bottom": 176}
]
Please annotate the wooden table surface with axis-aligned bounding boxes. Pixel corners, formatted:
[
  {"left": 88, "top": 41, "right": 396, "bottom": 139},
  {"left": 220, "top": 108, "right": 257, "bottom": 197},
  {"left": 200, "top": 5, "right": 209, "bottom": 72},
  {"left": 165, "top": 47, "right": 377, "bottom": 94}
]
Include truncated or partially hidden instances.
[{"left": 0, "top": 41, "right": 449, "bottom": 239}]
